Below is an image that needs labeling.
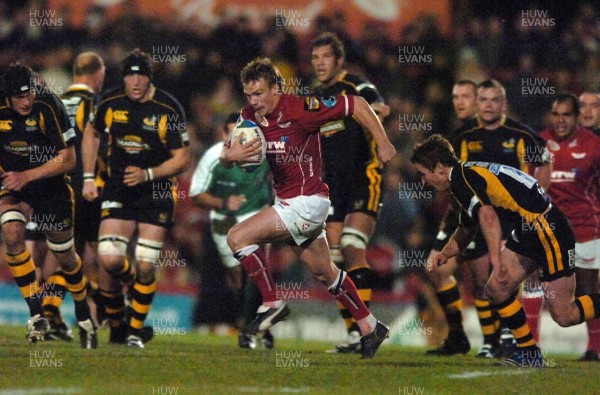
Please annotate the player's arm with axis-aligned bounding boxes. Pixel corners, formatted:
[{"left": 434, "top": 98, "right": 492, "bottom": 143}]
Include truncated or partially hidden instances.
[
  {"left": 1, "top": 147, "right": 75, "bottom": 192},
  {"left": 351, "top": 96, "right": 396, "bottom": 164},
  {"left": 81, "top": 122, "right": 101, "bottom": 201},
  {"left": 477, "top": 205, "right": 502, "bottom": 268},
  {"left": 219, "top": 135, "right": 262, "bottom": 169},
  {"left": 123, "top": 146, "right": 190, "bottom": 187},
  {"left": 429, "top": 223, "right": 477, "bottom": 271}
]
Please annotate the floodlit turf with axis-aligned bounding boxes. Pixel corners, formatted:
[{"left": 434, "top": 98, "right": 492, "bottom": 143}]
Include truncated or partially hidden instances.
[{"left": 0, "top": 325, "right": 598, "bottom": 394}]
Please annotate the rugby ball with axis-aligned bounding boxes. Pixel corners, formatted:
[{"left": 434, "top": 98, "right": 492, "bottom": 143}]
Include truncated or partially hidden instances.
[{"left": 230, "top": 119, "right": 267, "bottom": 172}]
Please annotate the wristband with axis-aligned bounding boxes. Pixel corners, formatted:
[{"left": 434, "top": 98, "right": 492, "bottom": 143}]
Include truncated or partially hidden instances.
[
  {"left": 145, "top": 168, "right": 154, "bottom": 181},
  {"left": 83, "top": 172, "right": 95, "bottom": 182}
]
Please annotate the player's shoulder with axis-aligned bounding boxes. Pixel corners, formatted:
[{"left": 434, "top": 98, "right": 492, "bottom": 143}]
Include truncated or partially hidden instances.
[
  {"left": 502, "top": 117, "right": 536, "bottom": 135},
  {"left": 578, "top": 126, "right": 600, "bottom": 141},
  {"left": 339, "top": 72, "right": 378, "bottom": 94},
  {"left": 34, "top": 88, "right": 66, "bottom": 112},
  {"left": 97, "top": 86, "right": 126, "bottom": 107}
]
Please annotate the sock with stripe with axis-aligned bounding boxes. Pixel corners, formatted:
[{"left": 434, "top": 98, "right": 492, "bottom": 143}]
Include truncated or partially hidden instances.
[
  {"left": 234, "top": 245, "right": 279, "bottom": 307},
  {"left": 127, "top": 277, "right": 158, "bottom": 335},
  {"left": 116, "top": 259, "right": 135, "bottom": 285},
  {"left": 493, "top": 294, "right": 536, "bottom": 348},
  {"left": 42, "top": 271, "right": 67, "bottom": 324},
  {"left": 474, "top": 298, "right": 500, "bottom": 345},
  {"left": 6, "top": 248, "right": 43, "bottom": 316},
  {"left": 101, "top": 288, "right": 125, "bottom": 328},
  {"left": 328, "top": 270, "right": 375, "bottom": 336},
  {"left": 61, "top": 256, "right": 91, "bottom": 321},
  {"left": 574, "top": 294, "right": 600, "bottom": 323},
  {"left": 338, "top": 266, "right": 375, "bottom": 334},
  {"left": 436, "top": 279, "right": 465, "bottom": 336}
]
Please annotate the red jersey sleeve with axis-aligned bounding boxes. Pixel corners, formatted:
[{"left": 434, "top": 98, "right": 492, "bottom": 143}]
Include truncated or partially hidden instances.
[{"left": 299, "top": 95, "right": 354, "bottom": 131}]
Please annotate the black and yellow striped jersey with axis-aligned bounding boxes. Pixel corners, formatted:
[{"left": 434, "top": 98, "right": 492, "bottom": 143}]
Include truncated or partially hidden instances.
[
  {"left": 311, "top": 71, "right": 383, "bottom": 176},
  {"left": 451, "top": 117, "right": 547, "bottom": 173},
  {"left": 61, "top": 84, "right": 106, "bottom": 189},
  {"left": 450, "top": 161, "right": 551, "bottom": 228},
  {"left": 0, "top": 87, "right": 74, "bottom": 194},
  {"left": 92, "top": 85, "right": 189, "bottom": 182}
]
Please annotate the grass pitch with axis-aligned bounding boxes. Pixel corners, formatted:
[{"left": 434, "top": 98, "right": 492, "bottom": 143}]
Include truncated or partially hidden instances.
[{"left": 0, "top": 325, "right": 597, "bottom": 394}]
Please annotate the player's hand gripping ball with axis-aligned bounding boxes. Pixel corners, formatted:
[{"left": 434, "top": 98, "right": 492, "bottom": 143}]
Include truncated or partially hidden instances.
[{"left": 231, "top": 119, "right": 267, "bottom": 172}]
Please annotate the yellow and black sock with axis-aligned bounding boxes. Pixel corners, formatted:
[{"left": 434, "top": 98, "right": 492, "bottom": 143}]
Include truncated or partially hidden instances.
[
  {"left": 42, "top": 271, "right": 67, "bottom": 323},
  {"left": 494, "top": 294, "right": 535, "bottom": 348},
  {"left": 339, "top": 266, "right": 374, "bottom": 333},
  {"left": 101, "top": 288, "right": 125, "bottom": 327},
  {"left": 116, "top": 259, "right": 135, "bottom": 285},
  {"left": 128, "top": 278, "right": 158, "bottom": 333},
  {"left": 436, "top": 280, "right": 464, "bottom": 335},
  {"left": 474, "top": 298, "right": 500, "bottom": 345},
  {"left": 7, "top": 249, "right": 43, "bottom": 316},
  {"left": 62, "top": 257, "right": 90, "bottom": 321},
  {"left": 575, "top": 294, "right": 600, "bottom": 323}
]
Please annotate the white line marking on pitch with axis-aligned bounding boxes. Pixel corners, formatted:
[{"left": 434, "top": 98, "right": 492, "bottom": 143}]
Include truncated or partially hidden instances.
[
  {"left": 238, "top": 386, "right": 311, "bottom": 393},
  {"left": 448, "top": 370, "right": 533, "bottom": 379},
  {"left": 0, "top": 388, "right": 81, "bottom": 395}
]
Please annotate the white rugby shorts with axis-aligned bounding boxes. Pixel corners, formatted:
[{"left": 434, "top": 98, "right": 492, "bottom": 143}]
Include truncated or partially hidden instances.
[
  {"left": 574, "top": 239, "right": 600, "bottom": 270},
  {"left": 273, "top": 194, "right": 330, "bottom": 246}
]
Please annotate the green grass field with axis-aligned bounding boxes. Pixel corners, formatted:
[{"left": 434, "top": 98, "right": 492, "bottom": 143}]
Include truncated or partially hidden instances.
[{"left": 0, "top": 325, "right": 598, "bottom": 395}]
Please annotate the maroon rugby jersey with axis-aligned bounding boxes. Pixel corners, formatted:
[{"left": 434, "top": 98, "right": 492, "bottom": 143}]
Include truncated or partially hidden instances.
[
  {"left": 239, "top": 94, "right": 354, "bottom": 199},
  {"left": 539, "top": 126, "right": 600, "bottom": 242}
]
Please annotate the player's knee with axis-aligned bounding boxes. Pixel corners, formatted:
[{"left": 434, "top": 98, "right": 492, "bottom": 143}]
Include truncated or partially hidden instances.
[
  {"left": 227, "top": 224, "right": 245, "bottom": 251},
  {"left": 99, "top": 254, "right": 126, "bottom": 274},
  {"left": 135, "top": 238, "right": 163, "bottom": 265},
  {"left": 98, "top": 234, "right": 129, "bottom": 274},
  {"left": 135, "top": 261, "right": 155, "bottom": 283},
  {"left": 550, "top": 310, "right": 576, "bottom": 327},
  {"left": 340, "top": 228, "right": 368, "bottom": 251},
  {"left": 46, "top": 236, "right": 74, "bottom": 255},
  {"left": 0, "top": 210, "right": 26, "bottom": 249}
]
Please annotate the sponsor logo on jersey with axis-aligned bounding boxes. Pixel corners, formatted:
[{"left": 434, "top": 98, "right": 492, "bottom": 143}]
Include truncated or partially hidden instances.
[
  {"left": 304, "top": 97, "right": 320, "bottom": 111},
  {"left": 321, "top": 96, "right": 337, "bottom": 107},
  {"left": 0, "top": 120, "right": 13, "bottom": 131},
  {"left": 4, "top": 141, "right": 30, "bottom": 156},
  {"left": 255, "top": 113, "right": 268, "bottom": 127},
  {"left": 158, "top": 212, "right": 169, "bottom": 223},
  {"left": 267, "top": 140, "right": 286, "bottom": 154},
  {"left": 551, "top": 170, "right": 576, "bottom": 182},
  {"left": 319, "top": 120, "right": 345, "bottom": 136},
  {"left": 467, "top": 141, "right": 483, "bottom": 152},
  {"left": 571, "top": 152, "right": 587, "bottom": 159},
  {"left": 501, "top": 138, "right": 515, "bottom": 150},
  {"left": 568, "top": 139, "right": 578, "bottom": 148},
  {"left": 25, "top": 118, "right": 37, "bottom": 127},
  {"left": 143, "top": 116, "right": 156, "bottom": 127},
  {"left": 116, "top": 135, "right": 151, "bottom": 153},
  {"left": 112, "top": 110, "right": 129, "bottom": 123}
]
